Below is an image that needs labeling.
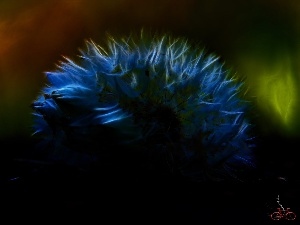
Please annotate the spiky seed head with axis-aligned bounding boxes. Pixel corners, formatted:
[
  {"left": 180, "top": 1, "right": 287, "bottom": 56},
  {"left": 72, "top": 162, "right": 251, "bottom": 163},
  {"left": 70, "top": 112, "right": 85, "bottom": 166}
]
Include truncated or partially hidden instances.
[{"left": 31, "top": 31, "right": 256, "bottom": 181}]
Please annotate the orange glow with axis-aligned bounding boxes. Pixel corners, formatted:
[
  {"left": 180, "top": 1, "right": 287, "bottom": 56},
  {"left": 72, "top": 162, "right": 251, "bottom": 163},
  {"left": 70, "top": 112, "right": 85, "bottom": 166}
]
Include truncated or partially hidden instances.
[{"left": 0, "top": 0, "right": 87, "bottom": 136}]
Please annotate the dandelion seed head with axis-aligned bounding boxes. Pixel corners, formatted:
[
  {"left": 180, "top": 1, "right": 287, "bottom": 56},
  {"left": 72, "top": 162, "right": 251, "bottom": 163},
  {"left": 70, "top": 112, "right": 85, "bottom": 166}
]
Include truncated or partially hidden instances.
[{"left": 31, "top": 31, "right": 256, "bottom": 181}]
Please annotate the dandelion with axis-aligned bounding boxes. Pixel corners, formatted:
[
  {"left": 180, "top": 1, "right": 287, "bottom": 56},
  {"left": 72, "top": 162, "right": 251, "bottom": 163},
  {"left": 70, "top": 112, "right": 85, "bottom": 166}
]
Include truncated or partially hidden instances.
[{"left": 31, "top": 31, "right": 256, "bottom": 181}]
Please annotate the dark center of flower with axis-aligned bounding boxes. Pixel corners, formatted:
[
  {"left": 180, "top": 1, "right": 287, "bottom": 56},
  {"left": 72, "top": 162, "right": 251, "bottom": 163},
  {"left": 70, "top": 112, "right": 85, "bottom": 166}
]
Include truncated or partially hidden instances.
[{"left": 129, "top": 100, "right": 182, "bottom": 143}]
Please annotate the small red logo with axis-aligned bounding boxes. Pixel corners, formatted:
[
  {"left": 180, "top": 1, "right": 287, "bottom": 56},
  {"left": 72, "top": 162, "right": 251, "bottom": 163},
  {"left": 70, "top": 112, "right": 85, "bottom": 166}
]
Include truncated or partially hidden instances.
[
  {"left": 270, "top": 207, "right": 296, "bottom": 221},
  {"left": 270, "top": 195, "right": 296, "bottom": 221}
]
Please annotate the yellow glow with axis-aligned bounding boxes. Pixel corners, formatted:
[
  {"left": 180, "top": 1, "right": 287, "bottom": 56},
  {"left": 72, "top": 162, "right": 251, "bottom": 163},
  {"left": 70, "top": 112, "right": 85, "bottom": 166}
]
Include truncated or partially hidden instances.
[{"left": 257, "top": 59, "right": 296, "bottom": 127}]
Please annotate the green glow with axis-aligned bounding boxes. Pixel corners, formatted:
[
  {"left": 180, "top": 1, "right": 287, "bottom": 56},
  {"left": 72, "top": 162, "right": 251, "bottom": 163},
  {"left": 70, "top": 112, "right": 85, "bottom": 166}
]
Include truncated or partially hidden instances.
[{"left": 257, "top": 61, "right": 296, "bottom": 128}]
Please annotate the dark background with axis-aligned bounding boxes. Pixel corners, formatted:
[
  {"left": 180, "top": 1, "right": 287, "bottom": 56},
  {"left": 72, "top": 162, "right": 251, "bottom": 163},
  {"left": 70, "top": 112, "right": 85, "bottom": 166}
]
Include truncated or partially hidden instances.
[{"left": 1, "top": 0, "right": 300, "bottom": 223}]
